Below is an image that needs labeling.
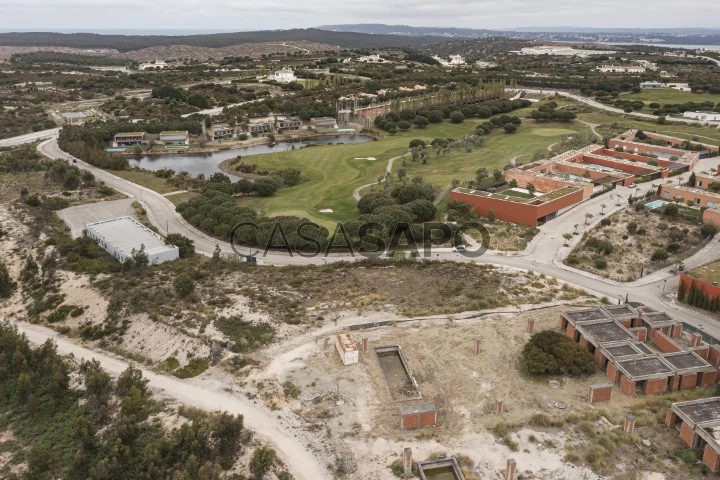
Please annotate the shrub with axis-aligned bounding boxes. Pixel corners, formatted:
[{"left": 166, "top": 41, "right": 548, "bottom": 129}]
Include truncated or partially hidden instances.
[
  {"left": 449, "top": 111, "right": 465, "bottom": 124},
  {"left": 520, "top": 331, "right": 595, "bottom": 376},
  {"left": 594, "top": 257, "right": 607, "bottom": 269},
  {"left": 663, "top": 204, "right": 679, "bottom": 216},
  {"left": 651, "top": 249, "right": 669, "bottom": 261},
  {"left": 503, "top": 123, "right": 518, "bottom": 134},
  {"left": 701, "top": 223, "right": 718, "bottom": 237},
  {"left": 599, "top": 218, "right": 611, "bottom": 227},
  {"left": 173, "top": 274, "right": 195, "bottom": 298},
  {"left": 165, "top": 233, "right": 195, "bottom": 258}
]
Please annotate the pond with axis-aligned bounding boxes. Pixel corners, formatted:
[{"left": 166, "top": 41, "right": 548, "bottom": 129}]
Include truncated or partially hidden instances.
[{"left": 127, "top": 135, "right": 372, "bottom": 179}]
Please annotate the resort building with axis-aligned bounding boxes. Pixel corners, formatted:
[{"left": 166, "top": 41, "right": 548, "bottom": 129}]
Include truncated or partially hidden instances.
[
  {"left": 560, "top": 306, "right": 718, "bottom": 396},
  {"left": 85, "top": 217, "right": 179, "bottom": 265},
  {"left": 113, "top": 132, "right": 145, "bottom": 147},
  {"left": 273, "top": 68, "right": 297, "bottom": 83},
  {"left": 684, "top": 112, "right": 720, "bottom": 122},
  {"left": 159, "top": 131, "right": 190, "bottom": 145},
  {"left": 309, "top": 117, "right": 337, "bottom": 130},
  {"left": 666, "top": 397, "right": 720, "bottom": 471},
  {"left": 248, "top": 121, "right": 273, "bottom": 134},
  {"left": 277, "top": 117, "right": 303, "bottom": 132},
  {"left": 206, "top": 124, "right": 234, "bottom": 141}
]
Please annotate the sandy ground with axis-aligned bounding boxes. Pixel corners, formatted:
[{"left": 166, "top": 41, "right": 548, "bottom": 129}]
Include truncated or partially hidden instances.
[{"left": 243, "top": 305, "right": 637, "bottom": 479}]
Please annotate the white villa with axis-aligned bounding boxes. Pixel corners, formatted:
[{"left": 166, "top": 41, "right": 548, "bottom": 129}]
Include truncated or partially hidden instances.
[{"left": 273, "top": 68, "right": 297, "bottom": 83}]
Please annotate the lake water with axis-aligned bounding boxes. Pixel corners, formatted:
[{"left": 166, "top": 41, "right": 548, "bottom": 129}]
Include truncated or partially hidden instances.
[{"left": 128, "top": 135, "right": 373, "bottom": 179}]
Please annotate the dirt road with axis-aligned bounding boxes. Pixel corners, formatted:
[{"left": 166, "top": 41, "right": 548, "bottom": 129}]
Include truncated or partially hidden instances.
[{"left": 16, "top": 321, "right": 331, "bottom": 480}]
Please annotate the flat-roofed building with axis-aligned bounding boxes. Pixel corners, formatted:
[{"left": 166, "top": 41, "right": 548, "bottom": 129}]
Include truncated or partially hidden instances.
[
  {"left": 113, "top": 132, "right": 145, "bottom": 147},
  {"left": 248, "top": 121, "right": 273, "bottom": 134},
  {"left": 159, "top": 131, "right": 189, "bottom": 145},
  {"left": 278, "top": 117, "right": 303, "bottom": 132},
  {"left": 85, "top": 217, "right": 179, "bottom": 265},
  {"left": 206, "top": 124, "right": 234, "bottom": 141},
  {"left": 309, "top": 117, "right": 337, "bottom": 130},
  {"left": 667, "top": 397, "right": 720, "bottom": 471}
]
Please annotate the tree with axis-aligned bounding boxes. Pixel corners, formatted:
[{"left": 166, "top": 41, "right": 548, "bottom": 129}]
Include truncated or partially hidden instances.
[
  {"left": 250, "top": 447, "right": 276, "bottom": 478},
  {"left": 397, "top": 120, "right": 412, "bottom": 131},
  {"left": 174, "top": 274, "right": 195, "bottom": 298},
  {"left": 449, "top": 110, "right": 465, "bottom": 124},
  {"left": 475, "top": 168, "right": 488, "bottom": 185},
  {"left": 503, "top": 123, "right": 518, "bottom": 134},
  {"left": 563, "top": 233, "right": 572, "bottom": 246},
  {"left": 527, "top": 183, "right": 536, "bottom": 196},
  {"left": 688, "top": 172, "right": 697, "bottom": 187},
  {"left": 492, "top": 169, "right": 503, "bottom": 181},
  {"left": 413, "top": 116, "right": 429, "bottom": 128},
  {"left": 123, "top": 246, "right": 149, "bottom": 276},
  {"left": 584, "top": 213, "right": 594, "bottom": 225},
  {"left": 0, "top": 262, "right": 15, "bottom": 298},
  {"left": 664, "top": 204, "right": 679, "bottom": 217},
  {"left": 165, "top": 233, "right": 195, "bottom": 258},
  {"left": 521, "top": 331, "right": 595, "bottom": 376},
  {"left": 212, "top": 244, "right": 222, "bottom": 262},
  {"left": 487, "top": 210, "right": 495, "bottom": 222},
  {"left": 253, "top": 177, "right": 279, "bottom": 197},
  {"left": 600, "top": 203, "right": 607, "bottom": 215}
]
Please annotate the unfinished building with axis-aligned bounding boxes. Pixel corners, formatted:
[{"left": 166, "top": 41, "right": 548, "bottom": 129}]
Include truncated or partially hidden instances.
[
  {"left": 666, "top": 397, "right": 720, "bottom": 471},
  {"left": 560, "top": 306, "right": 718, "bottom": 396}
]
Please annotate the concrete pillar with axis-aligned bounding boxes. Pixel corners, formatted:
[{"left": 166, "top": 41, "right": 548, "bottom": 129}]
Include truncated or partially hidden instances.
[
  {"left": 474, "top": 338, "right": 481, "bottom": 355},
  {"left": 362, "top": 337, "right": 368, "bottom": 351},
  {"left": 505, "top": 458, "right": 516, "bottom": 480},
  {"left": 624, "top": 414, "right": 636, "bottom": 434},
  {"left": 527, "top": 319, "right": 535, "bottom": 334},
  {"left": 403, "top": 448, "right": 412, "bottom": 477},
  {"left": 496, "top": 398, "right": 504, "bottom": 415}
]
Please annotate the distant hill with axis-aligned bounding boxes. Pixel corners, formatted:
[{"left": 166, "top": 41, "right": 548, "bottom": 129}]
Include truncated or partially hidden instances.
[
  {"left": 318, "top": 24, "right": 720, "bottom": 46},
  {"left": 0, "top": 29, "right": 439, "bottom": 52}
]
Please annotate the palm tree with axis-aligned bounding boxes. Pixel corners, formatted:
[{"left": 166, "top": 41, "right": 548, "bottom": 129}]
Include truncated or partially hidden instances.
[
  {"left": 562, "top": 233, "right": 573, "bottom": 246},
  {"left": 573, "top": 224, "right": 579, "bottom": 235},
  {"left": 600, "top": 203, "right": 607, "bottom": 215},
  {"left": 584, "top": 213, "right": 594, "bottom": 226}
]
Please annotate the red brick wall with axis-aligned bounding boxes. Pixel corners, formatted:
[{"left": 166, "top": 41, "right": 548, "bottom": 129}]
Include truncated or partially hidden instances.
[
  {"left": 566, "top": 324, "right": 576, "bottom": 340},
  {"left": 653, "top": 331, "right": 682, "bottom": 353},
  {"left": 704, "top": 445, "right": 720, "bottom": 472},
  {"left": 680, "top": 373, "right": 698, "bottom": 390},
  {"left": 630, "top": 327, "right": 647, "bottom": 341},
  {"left": 449, "top": 188, "right": 584, "bottom": 227},
  {"left": 665, "top": 409, "right": 677, "bottom": 426},
  {"left": 579, "top": 335, "right": 588, "bottom": 348},
  {"left": 669, "top": 375, "right": 681, "bottom": 392},
  {"left": 594, "top": 350, "right": 605, "bottom": 367},
  {"left": 401, "top": 413, "right": 419, "bottom": 430},
  {"left": 672, "top": 324, "right": 683, "bottom": 338},
  {"left": 418, "top": 410, "right": 437, "bottom": 427},
  {"left": 644, "top": 377, "right": 669, "bottom": 395},
  {"left": 680, "top": 421, "right": 698, "bottom": 448},
  {"left": 401, "top": 410, "right": 437, "bottom": 429},
  {"left": 609, "top": 139, "right": 686, "bottom": 158},
  {"left": 679, "top": 274, "right": 720, "bottom": 306},
  {"left": 607, "top": 363, "right": 620, "bottom": 383},
  {"left": 695, "top": 346, "right": 710, "bottom": 360},
  {"left": 699, "top": 370, "right": 719, "bottom": 387},
  {"left": 708, "top": 347, "right": 720, "bottom": 367},
  {"left": 620, "top": 375, "right": 636, "bottom": 396},
  {"left": 589, "top": 385, "right": 613, "bottom": 404}
]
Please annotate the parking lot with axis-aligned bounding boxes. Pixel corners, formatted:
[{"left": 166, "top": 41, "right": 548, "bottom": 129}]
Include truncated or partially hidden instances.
[{"left": 57, "top": 198, "right": 135, "bottom": 237}]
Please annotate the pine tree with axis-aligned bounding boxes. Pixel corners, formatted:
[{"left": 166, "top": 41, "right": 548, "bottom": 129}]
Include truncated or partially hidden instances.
[{"left": 678, "top": 280, "right": 686, "bottom": 302}]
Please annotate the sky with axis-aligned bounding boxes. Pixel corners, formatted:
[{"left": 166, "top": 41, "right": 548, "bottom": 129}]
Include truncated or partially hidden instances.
[{"left": 1, "top": 0, "right": 719, "bottom": 32}]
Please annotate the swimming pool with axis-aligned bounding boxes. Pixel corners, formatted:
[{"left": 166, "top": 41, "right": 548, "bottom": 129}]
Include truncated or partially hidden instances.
[{"left": 645, "top": 200, "right": 669, "bottom": 210}]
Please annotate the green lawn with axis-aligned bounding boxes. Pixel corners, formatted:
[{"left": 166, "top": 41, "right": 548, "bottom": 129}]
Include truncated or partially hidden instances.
[
  {"left": 110, "top": 169, "right": 178, "bottom": 194},
  {"left": 166, "top": 191, "right": 200, "bottom": 205},
  {"left": 576, "top": 111, "right": 720, "bottom": 145},
  {"left": 391, "top": 120, "right": 590, "bottom": 192},
  {"left": 689, "top": 260, "right": 720, "bottom": 284},
  {"left": 618, "top": 89, "right": 720, "bottom": 107},
  {"left": 242, "top": 116, "right": 589, "bottom": 224}
]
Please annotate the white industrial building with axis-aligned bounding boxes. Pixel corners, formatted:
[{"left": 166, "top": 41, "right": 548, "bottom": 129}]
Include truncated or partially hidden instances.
[
  {"left": 684, "top": 111, "right": 720, "bottom": 122},
  {"left": 85, "top": 217, "right": 179, "bottom": 265},
  {"left": 273, "top": 68, "right": 297, "bottom": 83},
  {"left": 336, "top": 334, "right": 359, "bottom": 366}
]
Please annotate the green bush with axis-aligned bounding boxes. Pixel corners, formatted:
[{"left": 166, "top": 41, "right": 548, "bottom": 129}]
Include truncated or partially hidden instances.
[
  {"left": 701, "top": 223, "right": 718, "bottom": 237},
  {"left": 651, "top": 249, "right": 669, "bottom": 261},
  {"left": 521, "top": 331, "right": 596, "bottom": 376},
  {"left": 215, "top": 317, "right": 275, "bottom": 353},
  {"left": 173, "top": 274, "right": 195, "bottom": 298},
  {"left": 594, "top": 257, "right": 607, "bottom": 269}
]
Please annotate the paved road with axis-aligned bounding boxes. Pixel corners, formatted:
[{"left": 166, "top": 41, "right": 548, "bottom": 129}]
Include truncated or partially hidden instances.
[
  {"left": 508, "top": 88, "right": 720, "bottom": 127},
  {"left": 17, "top": 321, "right": 330, "bottom": 480},
  {"left": 0, "top": 128, "right": 61, "bottom": 147},
  {"left": 351, "top": 155, "right": 400, "bottom": 201}
]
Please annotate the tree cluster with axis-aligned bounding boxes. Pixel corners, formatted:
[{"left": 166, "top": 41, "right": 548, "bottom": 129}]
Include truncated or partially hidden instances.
[{"left": 520, "top": 330, "right": 596, "bottom": 376}]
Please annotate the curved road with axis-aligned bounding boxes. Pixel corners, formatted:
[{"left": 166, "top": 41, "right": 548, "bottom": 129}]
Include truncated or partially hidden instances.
[{"left": 508, "top": 88, "right": 720, "bottom": 127}]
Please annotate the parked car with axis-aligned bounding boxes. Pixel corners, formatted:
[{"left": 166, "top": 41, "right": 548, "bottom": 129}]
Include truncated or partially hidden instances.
[{"left": 453, "top": 245, "right": 466, "bottom": 253}]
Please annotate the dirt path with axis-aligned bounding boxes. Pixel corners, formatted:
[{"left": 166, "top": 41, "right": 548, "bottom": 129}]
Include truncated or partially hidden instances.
[
  {"left": 15, "top": 321, "right": 331, "bottom": 480},
  {"left": 577, "top": 119, "right": 602, "bottom": 141},
  {"left": 352, "top": 155, "right": 400, "bottom": 201},
  {"left": 434, "top": 183, "right": 452, "bottom": 206}
]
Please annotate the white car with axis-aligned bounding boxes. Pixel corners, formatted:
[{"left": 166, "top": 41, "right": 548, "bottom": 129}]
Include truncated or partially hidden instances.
[{"left": 452, "top": 245, "right": 466, "bottom": 253}]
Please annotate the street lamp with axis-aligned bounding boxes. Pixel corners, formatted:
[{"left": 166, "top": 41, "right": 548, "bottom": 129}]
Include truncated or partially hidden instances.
[{"left": 663, "top": 279, "right": 667, "bottom": 293}]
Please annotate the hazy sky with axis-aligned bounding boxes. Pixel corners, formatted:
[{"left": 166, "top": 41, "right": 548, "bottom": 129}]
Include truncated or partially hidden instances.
[{"left": 1, "top": 0, "right": 718, "bottom": 31}]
